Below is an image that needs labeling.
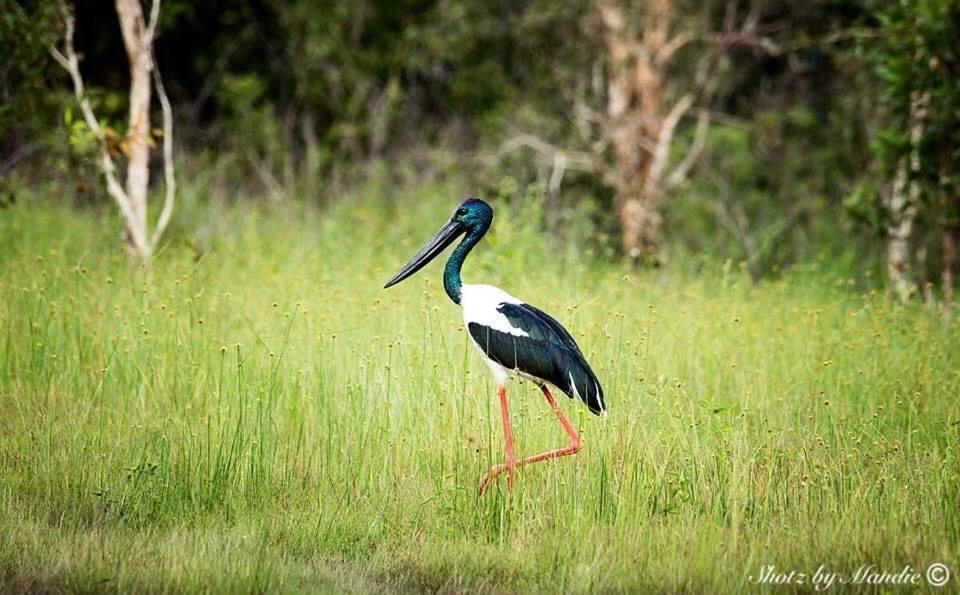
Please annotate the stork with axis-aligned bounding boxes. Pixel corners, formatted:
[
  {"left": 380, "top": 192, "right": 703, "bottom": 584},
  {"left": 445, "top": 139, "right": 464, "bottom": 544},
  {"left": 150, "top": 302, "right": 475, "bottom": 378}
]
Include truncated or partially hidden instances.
[{"left": 384, "top": 198, "right": 606, "bottom": 493}]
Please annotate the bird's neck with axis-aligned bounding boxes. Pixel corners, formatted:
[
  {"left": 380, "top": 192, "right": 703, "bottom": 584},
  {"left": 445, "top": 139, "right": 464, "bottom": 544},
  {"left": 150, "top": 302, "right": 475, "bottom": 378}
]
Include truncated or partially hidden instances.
[{"left": 444, "top": 229, "right": 482, "bottom": 305}]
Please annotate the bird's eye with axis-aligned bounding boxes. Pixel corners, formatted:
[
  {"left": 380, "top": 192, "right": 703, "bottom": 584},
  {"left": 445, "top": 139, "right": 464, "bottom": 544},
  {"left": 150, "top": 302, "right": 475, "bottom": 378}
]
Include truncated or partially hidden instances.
[{"left": 456, "top": 208, "right": 467, "bottom": 216}]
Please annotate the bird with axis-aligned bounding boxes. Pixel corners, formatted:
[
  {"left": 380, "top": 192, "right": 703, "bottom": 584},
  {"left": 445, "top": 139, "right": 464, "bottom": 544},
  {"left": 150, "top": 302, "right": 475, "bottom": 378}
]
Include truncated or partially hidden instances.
[{"left": 383, "top": 198, "right": 605, "bottom": 493}]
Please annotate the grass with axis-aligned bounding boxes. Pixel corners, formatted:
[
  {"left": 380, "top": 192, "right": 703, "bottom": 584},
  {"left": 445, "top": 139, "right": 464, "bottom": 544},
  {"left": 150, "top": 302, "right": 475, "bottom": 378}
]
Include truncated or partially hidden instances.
[{"left": 1, "top": 186, "right": 958, "bottom": 593}]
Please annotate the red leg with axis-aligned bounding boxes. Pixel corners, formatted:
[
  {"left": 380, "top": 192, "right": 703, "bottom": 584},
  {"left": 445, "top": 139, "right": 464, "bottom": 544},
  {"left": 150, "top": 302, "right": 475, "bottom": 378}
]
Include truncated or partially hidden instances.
[
  {"left": 478, "top": 385, "right": 580, "bottom": 494},
  {"left": 478, "top": 386, "right": 516, "bottom": 493},
  {"left": 511, "top": 385, "right": 580, "bottom": 469}
]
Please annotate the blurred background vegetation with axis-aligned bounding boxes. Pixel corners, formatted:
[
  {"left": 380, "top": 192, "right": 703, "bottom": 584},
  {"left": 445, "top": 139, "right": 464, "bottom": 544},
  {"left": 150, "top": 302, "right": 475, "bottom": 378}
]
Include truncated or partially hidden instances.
[{"left": 2, "top": 0, "right": 958, "bottom": 300}]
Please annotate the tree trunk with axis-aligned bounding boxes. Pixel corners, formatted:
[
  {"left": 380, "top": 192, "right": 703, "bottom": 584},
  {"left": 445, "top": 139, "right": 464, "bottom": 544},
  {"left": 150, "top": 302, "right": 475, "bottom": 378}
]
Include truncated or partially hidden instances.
[
  {"left": 600, "top": 0, "right": 672, "bottom": 265},
  {"left": 885, "top": 91, "right": 928, "bottom": 303},
  {"left": 618, "top": 191, "right": 662, "bottom": 262},
  {"left": 115, "top": 0, "right": 154, "bottom": 261},
  {"left": 886, "top": 161, "right": 917, "bottom": 302},
  {"left": 943, "top": 229, "right": 957, "bottom": 305}
]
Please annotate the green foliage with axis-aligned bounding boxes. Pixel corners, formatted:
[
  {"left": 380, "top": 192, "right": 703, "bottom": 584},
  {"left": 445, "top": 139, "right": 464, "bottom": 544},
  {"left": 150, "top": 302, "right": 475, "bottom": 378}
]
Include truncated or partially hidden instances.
[
  {"left": 854, "top": 0, "right": 960, "bottom": 222},
  {"left": 165, "top": 0, "right": 526, "bottom": 165},
  {"left": 843, "top": 180, "right": 888, "bottom": 231},
  {"left": 0, "top": 2, "right": 63, "bottom": 153},
  {"left": 1, "top": 187, "right": 958, "bottom": 591},
  {"left": 670, "top": 111, "right": 876, "bottom": 278},
  {"left": 62, "top": 105, "right": 96, "bottom": 156},
  {"left": 4, "top": 0, "right": 955, "bottom": 283}
]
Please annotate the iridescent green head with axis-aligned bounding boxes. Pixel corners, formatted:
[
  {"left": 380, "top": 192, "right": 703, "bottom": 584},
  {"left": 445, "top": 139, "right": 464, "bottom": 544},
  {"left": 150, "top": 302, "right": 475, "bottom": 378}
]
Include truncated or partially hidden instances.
[
  {"left": 452, "top": 198, "right": 493, "bottom": 237},
  {"left": 383, "top": 199, "right": 493, "bottom": 303}
]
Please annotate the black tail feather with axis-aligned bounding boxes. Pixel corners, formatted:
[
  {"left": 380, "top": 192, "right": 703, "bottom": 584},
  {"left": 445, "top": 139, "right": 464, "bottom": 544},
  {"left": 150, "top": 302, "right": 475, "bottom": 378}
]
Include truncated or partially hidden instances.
[{"left": 559, "top": 351, "right": 606, "bottom": 415}]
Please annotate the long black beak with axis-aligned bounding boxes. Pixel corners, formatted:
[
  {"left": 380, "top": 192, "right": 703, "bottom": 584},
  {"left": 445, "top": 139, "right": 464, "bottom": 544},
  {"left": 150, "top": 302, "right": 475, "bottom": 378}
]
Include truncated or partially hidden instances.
[{"left": 384, "top": 219, "right": 465, "bottom": 289}]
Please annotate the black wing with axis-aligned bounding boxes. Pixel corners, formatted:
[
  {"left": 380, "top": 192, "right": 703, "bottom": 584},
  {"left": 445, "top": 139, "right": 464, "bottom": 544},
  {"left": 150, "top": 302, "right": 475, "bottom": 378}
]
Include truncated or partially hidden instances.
[
  {"left": 468, "top": 302, "right": 606, "bottom": 415},
  {"left": 498, "top": 303, "right": 582, "bottom": 353}
]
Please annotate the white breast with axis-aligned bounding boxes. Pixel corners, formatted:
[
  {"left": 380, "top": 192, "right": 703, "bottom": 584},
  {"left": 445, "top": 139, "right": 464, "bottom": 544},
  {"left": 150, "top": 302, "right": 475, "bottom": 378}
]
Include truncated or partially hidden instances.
[
  {"left": 460, "top": 284, "right": 528, "bottom": 337},
  {"left": 460, "top": 284, "right": 529, "bottom": 386}
]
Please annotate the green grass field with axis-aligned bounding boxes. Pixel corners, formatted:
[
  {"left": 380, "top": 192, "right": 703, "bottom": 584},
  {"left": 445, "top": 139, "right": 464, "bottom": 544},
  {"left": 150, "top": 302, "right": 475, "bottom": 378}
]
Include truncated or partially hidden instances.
[{"left": 1, "top": 188, "right": 958, "bottom": 593}]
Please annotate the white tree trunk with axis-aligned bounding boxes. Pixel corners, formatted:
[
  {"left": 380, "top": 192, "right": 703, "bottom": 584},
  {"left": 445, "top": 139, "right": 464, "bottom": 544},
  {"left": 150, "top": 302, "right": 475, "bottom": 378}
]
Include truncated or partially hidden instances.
[
  {"left": 885, "top": 91, "right": 929, "bottom": 303},
  {"left": 887, "top": 161, "right": 917, "bottom": 302},
  {"left": 116, "top": 0, "right": 154, "bottom": 260}
]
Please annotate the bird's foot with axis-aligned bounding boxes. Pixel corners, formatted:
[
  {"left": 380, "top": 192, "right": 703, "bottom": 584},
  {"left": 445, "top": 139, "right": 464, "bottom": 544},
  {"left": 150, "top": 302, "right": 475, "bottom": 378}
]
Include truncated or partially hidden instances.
[{"left": 478, "top": 463, "right": 515, "bottom": 495}]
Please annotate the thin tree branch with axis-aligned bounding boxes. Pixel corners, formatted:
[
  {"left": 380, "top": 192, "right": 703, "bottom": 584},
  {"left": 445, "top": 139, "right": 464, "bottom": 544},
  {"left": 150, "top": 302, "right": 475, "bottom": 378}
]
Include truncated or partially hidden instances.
[
  {"left": 548, "top": 152, "right": 568, "bottom": 198},
  {"left": 655, "top": 31, "right": 693, "bottom": 65},
  {"left": 145, "top": 0, "right": 161, "bottom": 39},
  {"left": 646, "top": 94, "right": 694, "bottom": 190},
  {"left": 706, "top": 32, "right": 782, "bottom": 56},
  {"left": 666, "top": 108, "right": 710, "bottom": 189},
  {"left": 0, "top": 141, "right": 44, "bottom": 175},
  {"left": 150, "top": 49, "right": 175, "bottom": 248},
  {"left": 188, "top": 37, "right": 241, "bottom": 123},
  {"left": 495, "top": 133, "right": 597, "bottom": 172}
]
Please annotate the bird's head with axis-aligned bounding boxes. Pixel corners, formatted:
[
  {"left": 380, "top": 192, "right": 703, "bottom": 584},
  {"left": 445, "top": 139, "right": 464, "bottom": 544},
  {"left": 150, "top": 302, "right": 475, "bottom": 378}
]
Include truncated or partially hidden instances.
[
  {"left": 383, "top": 198, "right": 493, "bottom": 289},
  {"left": 451, "top": 198, "right": 493, "bottom": 236}
]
